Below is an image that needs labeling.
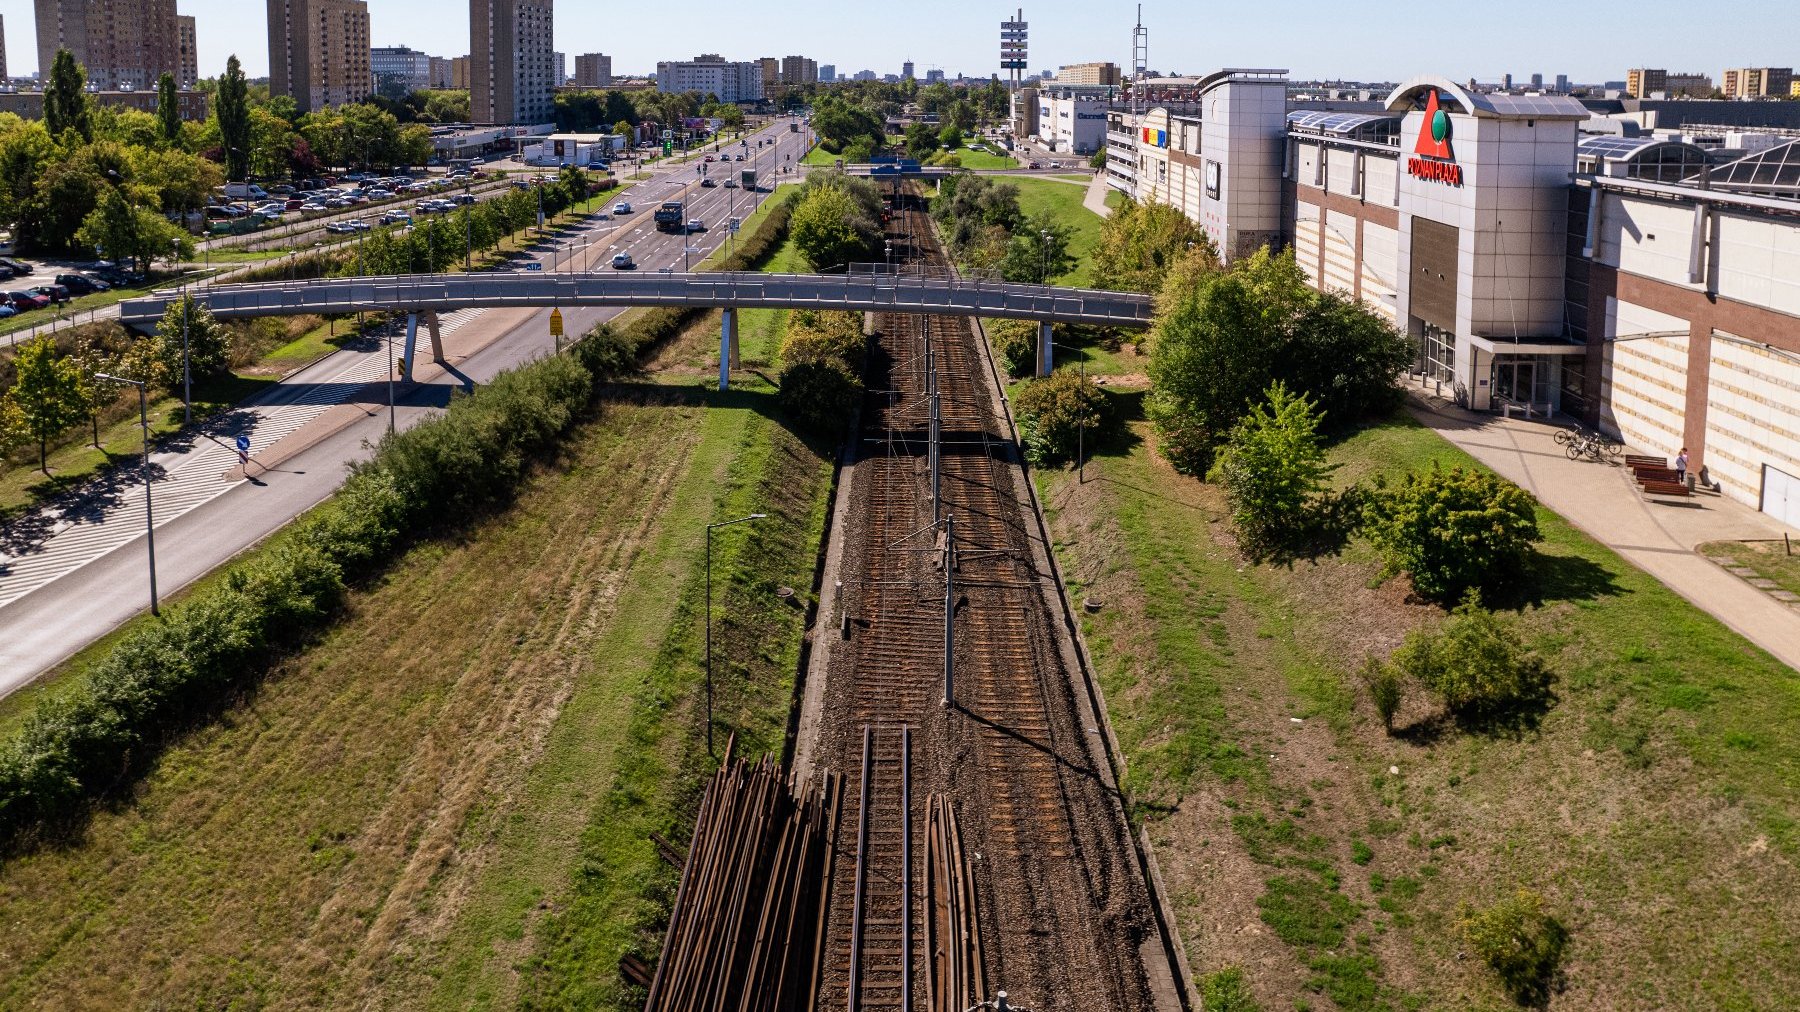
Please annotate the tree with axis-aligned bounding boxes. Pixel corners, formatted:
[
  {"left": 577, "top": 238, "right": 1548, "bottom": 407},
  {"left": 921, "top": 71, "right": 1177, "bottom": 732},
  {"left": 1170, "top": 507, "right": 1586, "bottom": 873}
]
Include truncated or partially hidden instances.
[
  {"left": 1093, "top": 196, "right": 1219, "bottom": 293},
  {"left": 155, "top": 295, "right": 232, "bottom": 383},
  {"left": 790, "top": 187, "right": 877, "bottom": 271},
  {"left": 1207, "top": 382, "right": 1335, "bottom": 561},
  {"left": 44, "top": 49, "right": 93, "bottom": 142},
  {"left": 70, "top": 332, "right": 121, "bottom": 446},
  {"left": 156, "top": 72, "right": 182, "bottom": 145},
  {"left": 76, "top": 187, "right": 193, "bottom": 273},
  {"left": 1000, "top": 210, "right": 1075, "bottom": 283},
  {"left": 938, "top": 123, "right": 964, "bottom": 150},
  {"left": 6, "top": 336, "right": 89, "bottom": 472},
  {"left": 613, "top": 119, "right": 633, "bottom": 140},
  {"left": 215, "top": 55, "right": 251, "bottom": 180},
  {"left": 903, "top": 122, "right": 938, "bottom": 161},
  {"left": 1365, "top": 463, "right": 1542, "bottom": 602},
  {"left": 1013, "top": 367, "right": 1108, "bottom": 466}
]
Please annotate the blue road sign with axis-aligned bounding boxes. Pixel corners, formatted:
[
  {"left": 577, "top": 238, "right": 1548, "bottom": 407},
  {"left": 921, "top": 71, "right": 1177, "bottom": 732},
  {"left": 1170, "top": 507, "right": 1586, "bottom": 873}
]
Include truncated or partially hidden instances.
[{"left": 235, "top": 434, "right": 250, "bottom": 453}]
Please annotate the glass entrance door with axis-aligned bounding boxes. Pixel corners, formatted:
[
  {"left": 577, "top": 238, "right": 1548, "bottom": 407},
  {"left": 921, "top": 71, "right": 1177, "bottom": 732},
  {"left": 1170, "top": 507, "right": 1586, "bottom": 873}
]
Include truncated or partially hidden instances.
[{"left": 1493, "top": 357, "right": 1535, "bottom": 404}]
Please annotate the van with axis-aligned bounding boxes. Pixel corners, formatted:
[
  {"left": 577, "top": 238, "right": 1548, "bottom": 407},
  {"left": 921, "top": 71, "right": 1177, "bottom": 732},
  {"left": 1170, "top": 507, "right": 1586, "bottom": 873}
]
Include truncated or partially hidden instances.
[{"left": 222, "top": 182, "right": 269, "bottom": 201}]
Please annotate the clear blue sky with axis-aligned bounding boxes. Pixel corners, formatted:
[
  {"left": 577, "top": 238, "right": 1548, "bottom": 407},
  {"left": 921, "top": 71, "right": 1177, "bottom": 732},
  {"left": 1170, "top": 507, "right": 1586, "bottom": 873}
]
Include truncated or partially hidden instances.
[{"left": 0, "top": 0, "right": 1787, "bottom": 86}]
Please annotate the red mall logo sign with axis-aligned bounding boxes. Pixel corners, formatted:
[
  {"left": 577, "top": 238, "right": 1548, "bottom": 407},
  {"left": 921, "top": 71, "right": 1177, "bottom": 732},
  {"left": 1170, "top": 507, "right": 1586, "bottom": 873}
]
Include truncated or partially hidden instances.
[{"left": 1407, "top": 90, "right": 1463, "bottom": 186}]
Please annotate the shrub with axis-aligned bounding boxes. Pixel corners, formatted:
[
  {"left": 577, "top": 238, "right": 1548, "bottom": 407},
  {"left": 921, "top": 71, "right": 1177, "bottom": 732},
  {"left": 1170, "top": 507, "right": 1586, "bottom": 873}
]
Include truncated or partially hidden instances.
[
  {"left": 1199, "top": 967, "right": 1262, "bottom": 1011},
  {"left": 1358, "top": 657, "right": 1404, "bottom": 733},
  {"left": 1458, "top": 889, "right": 1568, "bottom": 1007},
  {"left": 986, "top": 319, "right": 1038, "bottom": 377},
  {"left": 1390, "top": 592, "right": 1555, "bottom": 729},
  {"left": 1013, "top": 368, "right": 1107, "bottom": 466},
  {"left": 778, "top": 357, "right": 861, "bottom": 434},
  {"left": 783, "top": 309, "right": 865, "bottom": 368},
  {"left": 1366, "top": 463, "right": 1542, "bottom": 602},
  {"left": 1206, "top": 382, "right": 1337, "bottom": 562}
]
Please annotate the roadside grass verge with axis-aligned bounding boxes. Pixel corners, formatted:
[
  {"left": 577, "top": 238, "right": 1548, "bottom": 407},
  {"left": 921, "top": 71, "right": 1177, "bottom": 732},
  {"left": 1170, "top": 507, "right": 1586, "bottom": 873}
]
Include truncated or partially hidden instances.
[
  {"left": 1698, "top": 539, "right": 1800, "bottom": 599},
  {"left": 1034, "top": 404, "right": 1800, "bottom": 1010},
  {"left": 948, "top": 146, "right": 1018, "bottom": 169}
]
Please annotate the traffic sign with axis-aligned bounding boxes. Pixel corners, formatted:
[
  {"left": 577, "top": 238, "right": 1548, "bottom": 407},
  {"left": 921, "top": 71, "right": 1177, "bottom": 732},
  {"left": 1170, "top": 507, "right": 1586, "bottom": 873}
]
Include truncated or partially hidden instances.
[
  {"left": 549, "top": 308, "right": 564, "bottom": 337},
  {"left": 235, "top": 433, "right": 250, "bottom": 453},
  {"left": 728, "top": 218, "right": 741, "bottom": 233},
  {"left": 685, "top": 246, "right": 701, "bottom": 254}
]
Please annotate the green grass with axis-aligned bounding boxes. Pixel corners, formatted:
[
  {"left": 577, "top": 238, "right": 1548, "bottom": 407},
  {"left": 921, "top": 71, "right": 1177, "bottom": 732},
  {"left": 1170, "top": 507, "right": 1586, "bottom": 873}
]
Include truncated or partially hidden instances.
[
  {"left": 1698, "top": 539, "right": 1800, "bottom": 598},
  {"left": 1009, "top": 177, "right": 1106, "bottom": 287},
  {"left": 945, "top": 145, "right": 1018, "bottom": 169},
  {"left": 1036, "top": 406, "right": 1800, "bottom": 1010}
]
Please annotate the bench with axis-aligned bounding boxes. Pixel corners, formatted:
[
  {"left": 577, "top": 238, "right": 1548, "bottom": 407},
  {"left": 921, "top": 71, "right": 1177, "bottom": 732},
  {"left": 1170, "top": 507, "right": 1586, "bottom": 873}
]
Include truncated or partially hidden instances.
[
  {"left": 1632, "top": 465, "right": 1680, "bottom": 482},
  {"left": 1624, "top": 454, "right": 1666, "bottom": 468},
  {"left": 1641, "top": 479, "right": 1691, "bottom": 497}
]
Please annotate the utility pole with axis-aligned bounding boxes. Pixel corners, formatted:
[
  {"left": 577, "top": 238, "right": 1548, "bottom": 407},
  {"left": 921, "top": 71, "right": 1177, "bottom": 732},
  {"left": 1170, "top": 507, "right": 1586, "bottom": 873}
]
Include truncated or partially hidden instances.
[
  {"left": 95, "top": 374, "right": 157, "bottom": 616},
  {"left": 942, "top": 514, "right": 956, "bottom": 708}
]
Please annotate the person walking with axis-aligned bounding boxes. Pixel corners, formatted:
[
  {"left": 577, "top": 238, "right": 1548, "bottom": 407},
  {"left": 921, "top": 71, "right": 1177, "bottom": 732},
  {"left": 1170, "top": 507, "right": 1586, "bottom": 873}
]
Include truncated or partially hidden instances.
[{"left": 1675, "top": 447, "right": 1690, "bottom": 485}]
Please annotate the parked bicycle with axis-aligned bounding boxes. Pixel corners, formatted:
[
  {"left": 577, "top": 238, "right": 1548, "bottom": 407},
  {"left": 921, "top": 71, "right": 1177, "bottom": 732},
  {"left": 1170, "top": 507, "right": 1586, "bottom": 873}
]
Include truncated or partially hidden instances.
[{"left": 1561, "top": 428, "right": 1623, "bottom": 461}]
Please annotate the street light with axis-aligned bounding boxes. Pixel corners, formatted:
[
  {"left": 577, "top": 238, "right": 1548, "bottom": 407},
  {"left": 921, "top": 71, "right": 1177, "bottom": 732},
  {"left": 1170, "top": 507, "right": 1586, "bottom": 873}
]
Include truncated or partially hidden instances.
[
  {"left": 705, "top": 512, "right": 767, "bottom": 757},
  {"left": 95, "top": 373, "right": 158, "bottom": 616},
  {"left": 1039, "top": 229, "right": 1052, "bottom": 284}
]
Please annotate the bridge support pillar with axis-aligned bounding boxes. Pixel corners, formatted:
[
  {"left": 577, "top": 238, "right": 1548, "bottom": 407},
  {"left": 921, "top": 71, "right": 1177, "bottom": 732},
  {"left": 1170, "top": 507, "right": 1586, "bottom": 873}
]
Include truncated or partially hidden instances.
[
  {"left": 402, "top": 312, "right": 420, "bottom": 381},
  {"left": 863, "top": 311, "right": 876, "bottom": 337},
  {"left": 1036, "top": 320, "right": 1053, "bottom": 378},
  {"left": 424, "top": 309, "right": 444, "bottom": 363},
  {"left": 719, "top": 307, "right": 738, "bottom": 391}
]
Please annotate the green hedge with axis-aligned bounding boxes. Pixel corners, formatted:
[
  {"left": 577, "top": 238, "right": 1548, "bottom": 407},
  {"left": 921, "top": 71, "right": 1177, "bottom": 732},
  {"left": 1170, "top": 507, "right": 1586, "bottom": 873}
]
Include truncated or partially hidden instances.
[{"left": 0, "top": 191, "right": 796, "bottom": 852}]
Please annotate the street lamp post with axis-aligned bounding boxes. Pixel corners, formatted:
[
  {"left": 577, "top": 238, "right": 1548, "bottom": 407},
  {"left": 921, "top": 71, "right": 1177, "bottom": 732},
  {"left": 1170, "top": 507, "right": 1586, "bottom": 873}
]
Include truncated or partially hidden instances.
[
  {"left": 95, "top": 373, "right": 158, "bottom": 616},
  {"left": 1040, "top": 229, "right": 1052, "bottom": 284},
  {"left": 705, "top": 513, "right": 767, "bottom": 757}
]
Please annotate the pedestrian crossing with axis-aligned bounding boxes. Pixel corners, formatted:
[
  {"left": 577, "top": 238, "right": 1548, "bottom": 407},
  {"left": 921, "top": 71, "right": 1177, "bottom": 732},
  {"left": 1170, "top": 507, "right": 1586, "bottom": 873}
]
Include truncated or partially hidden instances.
[{"left": 0, "top": 307, "right": 485, "bottom": 610}]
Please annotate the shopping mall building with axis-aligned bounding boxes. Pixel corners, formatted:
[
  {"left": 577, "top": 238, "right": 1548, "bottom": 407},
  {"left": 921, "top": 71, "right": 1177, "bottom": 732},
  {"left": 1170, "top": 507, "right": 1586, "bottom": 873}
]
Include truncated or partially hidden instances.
[{"left": 1102, "top": 70, "right": 1800, "bottom": 525}]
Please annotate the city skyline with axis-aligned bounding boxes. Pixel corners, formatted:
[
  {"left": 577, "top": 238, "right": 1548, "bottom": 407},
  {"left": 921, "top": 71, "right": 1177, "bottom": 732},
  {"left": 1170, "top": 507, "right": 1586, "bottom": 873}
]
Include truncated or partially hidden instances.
[{"left": 0, "top": 0, "right": 1791, "bottom": 86}]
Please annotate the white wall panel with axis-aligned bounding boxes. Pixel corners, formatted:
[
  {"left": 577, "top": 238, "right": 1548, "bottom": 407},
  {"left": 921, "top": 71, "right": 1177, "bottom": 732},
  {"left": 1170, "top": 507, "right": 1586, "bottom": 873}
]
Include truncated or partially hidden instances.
[
  {"left": 1600, "top": 298, "right": 1689, "bottom": 455},
  {"left": 1361, "top": 221, "right": 1398, "bottom": 320},
  {"left": 1293, "top": 200, "right": 1322, "bottom": 288},
  {"left": 1704, "top": 335, "right": 1800, "bottom": 511}
]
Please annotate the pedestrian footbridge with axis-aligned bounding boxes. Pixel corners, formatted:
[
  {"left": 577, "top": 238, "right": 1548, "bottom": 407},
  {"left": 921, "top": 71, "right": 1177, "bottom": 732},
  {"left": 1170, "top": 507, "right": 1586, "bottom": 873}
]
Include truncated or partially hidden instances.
[{"left": 118, "top": 270, "right": 1154, "bottom": 329}]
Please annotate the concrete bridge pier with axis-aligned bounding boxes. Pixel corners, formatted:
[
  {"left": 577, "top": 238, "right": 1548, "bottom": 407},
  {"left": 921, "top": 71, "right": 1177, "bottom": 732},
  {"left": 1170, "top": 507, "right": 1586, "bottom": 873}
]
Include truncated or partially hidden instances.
[
  {"left": 719, "top": 307, "right": 739, "bottom": 391},
  {"left": 401, "top": 310, "right": 447, "bottom": 382},
  {"left": 1037, "top": 320, "right": 1054, "bottom": 378}
]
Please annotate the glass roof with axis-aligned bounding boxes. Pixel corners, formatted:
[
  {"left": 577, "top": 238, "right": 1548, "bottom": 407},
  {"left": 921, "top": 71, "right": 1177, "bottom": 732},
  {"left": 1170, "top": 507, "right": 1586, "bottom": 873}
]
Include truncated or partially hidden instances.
[
  {"left": 1700, "top": 139, "right": 1800, "bottom": 195},
  {"left": 1577, "top": 135, "right": 1662, "bottom": 160},
  {"left": 1286, "top": 110, "right": 1400, "bottom": 136}
]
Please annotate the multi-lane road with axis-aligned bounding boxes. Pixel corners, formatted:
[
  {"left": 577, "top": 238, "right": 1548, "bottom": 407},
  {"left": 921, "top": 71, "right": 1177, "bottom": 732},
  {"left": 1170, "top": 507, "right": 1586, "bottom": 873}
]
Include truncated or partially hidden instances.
[{"left": 0, "top": 118, "right": 803, "bottom": 696}]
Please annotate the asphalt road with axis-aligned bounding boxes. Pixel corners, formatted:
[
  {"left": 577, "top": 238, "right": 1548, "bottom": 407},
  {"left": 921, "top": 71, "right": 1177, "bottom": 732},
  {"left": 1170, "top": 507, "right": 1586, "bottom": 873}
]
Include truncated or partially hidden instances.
[{"left": 0, "top": 118, "right": 803, "bottom": 697}]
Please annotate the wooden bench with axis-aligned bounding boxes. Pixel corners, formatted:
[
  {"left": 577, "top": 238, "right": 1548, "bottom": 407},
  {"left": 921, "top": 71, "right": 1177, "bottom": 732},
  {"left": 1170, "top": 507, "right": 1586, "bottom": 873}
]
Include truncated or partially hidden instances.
[
  {"left": 1633, "top": 466, "right": 1680, "bottom": 482},
  {"left": 1641, "top": 479, "right": 1691, "bottom": 497},
  {"left": 1624, "top": 454, "right": 1667, "bottom": 469}
]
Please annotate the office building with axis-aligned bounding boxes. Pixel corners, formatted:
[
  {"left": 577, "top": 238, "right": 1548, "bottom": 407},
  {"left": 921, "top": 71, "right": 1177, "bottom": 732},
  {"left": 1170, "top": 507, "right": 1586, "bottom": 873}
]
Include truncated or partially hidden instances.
[
  {"left": 926, "top": 68, "right": 945, "bottom": 84},
  {"left": 451, "top": 55, "right": 470, "bottom": 89},
  {"left": 1626, "top": 68, "right": 1713, "bottom": 99},
  {"left": 1555, "top": 73, "right": 1569, "bottom": 93},
  {"left": 176, "top": 15, "right": 196, "bottom": 87},
  {"left": 1722, "top": 67, "right": 1794, "bottom": 99},
  {"left": 780, "top": 55, "right": 817, "bottom": 86},
  {"left": 1035, "top": 87, "right": 1109, "bottom": 153},
  {"left": 1530, "top": 72, "right": 1543, "bottom": 90},
  {"left": 574, "top": 52, "right": 611, "bottom": 87},
  {"left": 470, "top": 0, "right": 555, "bottom": 124},
  {"left": 819, "top": 64, "right": 835, "bottom": 83},
  {"left": 852, "top": 69, "right": 874, "bottom": 82},
  {"left": 372, "top": 45, "right": 433, "bottom": 95},
  {"left": 656, "top": 56, "right": 764, "bottom": 103},
  {"left": 1058, "top": 61, "right": 1121, "bottom": 87},
  {"left": 552, "top": 51, "right": 565, "bottom": 86},
  {"left": 902, "top": 60, "right": 914, "bottom": 80},
  {"left": 429, "top": 55, "right": 454, "bottom": 89},
  {"left": 267, "top": 0, "right": 371, "bottom": 112},
  {"left": 35, "top": 0, "right": 181, "bottom": 91}
]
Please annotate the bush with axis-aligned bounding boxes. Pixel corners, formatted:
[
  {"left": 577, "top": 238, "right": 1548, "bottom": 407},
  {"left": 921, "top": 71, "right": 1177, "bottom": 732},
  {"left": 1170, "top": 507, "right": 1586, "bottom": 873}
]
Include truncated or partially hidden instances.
[
  {"left": 1013, "top": 368, "right": 1107, "bottom": 466},
  {"left": 1366, "top": 463, "right": 1541, "bottom": 602},
  {"left": 986, "top": 319, "right": 1038, "bottom": 377},
  {"left": 778, "top": 357, "right": 861, "bottom": 434},
  {"left": 1458, "top": 890, "right": 1568, "bottom": 1006},
  {"left": 783, "top": 310, "right": 865, "bottom": 368},
  {"left": 1200, "top": 967, "right": 1262, "bottom": 1011},
  {"left": 1390, "top": 592, "right": 1555, "bottom": 729},
  {"left": 1206, "top": 382, "right": 1338, "bottom": 562},
  {"left": 1358, "top": 657, "right": 1404, "bottom": 733}
]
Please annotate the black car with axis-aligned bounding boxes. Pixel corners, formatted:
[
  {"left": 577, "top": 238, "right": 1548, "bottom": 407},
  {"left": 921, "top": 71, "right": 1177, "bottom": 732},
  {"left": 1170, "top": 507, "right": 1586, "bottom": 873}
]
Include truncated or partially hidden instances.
[
  {"left": 55, "top": 273, "right": 110, "bottom": 294},
  {"left": 0, "top": 263, "right": 17, "bottom": 280},
  {"left": 0, "top": 257, "right": 34, "bottom": 275},
  {"left": 30, "top": 283, "right": 70, "bottom": 303},
  {"left": 700, "top": 178, "right": 717, "bottom": 187}
]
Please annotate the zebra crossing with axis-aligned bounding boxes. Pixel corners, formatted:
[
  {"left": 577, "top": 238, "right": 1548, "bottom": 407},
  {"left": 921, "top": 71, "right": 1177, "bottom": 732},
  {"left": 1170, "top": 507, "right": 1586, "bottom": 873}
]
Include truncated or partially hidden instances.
[{"left": 0, "top": 308, "right": 485, "bottom": 609}]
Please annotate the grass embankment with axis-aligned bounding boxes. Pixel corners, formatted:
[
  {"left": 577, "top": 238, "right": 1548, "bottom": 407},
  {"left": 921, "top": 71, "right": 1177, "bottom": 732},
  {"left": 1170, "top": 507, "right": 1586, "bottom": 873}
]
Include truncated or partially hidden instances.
[
  {"left": 1009, "top": 177, "right": 1106, "bottom": 288},
  {"left": 0, "top": 208, "right": 836, "bottom": 1011},
  {"left": 1699, "top": 539, "right": 1800, "bottom": 600},
  {"left": 949, "top": 145, "right": 1018, "bottom": 169},
  {"left": 1032, "top": 404, "right": 1800, "bottom": 1010}
]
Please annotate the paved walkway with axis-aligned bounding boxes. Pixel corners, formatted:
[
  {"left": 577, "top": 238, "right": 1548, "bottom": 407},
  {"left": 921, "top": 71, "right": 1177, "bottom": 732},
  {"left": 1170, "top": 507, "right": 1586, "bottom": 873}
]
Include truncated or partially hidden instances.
[
  {"left": 1083, "top": 171, "right": 1114, "bottom": 219},
  {"left": 1407, "top": 389, "right": 1800, "bottom": 671}
]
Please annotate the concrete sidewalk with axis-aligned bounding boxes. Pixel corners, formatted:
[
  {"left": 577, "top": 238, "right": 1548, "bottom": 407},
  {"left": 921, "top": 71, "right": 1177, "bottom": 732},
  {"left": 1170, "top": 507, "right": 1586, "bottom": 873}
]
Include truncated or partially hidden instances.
[
  {"left": 1083, "top": 171, "right": 1114, "bottom": 219},
  {"left": 1406, "top": 388, "right": 1800, "bottom": 671}
]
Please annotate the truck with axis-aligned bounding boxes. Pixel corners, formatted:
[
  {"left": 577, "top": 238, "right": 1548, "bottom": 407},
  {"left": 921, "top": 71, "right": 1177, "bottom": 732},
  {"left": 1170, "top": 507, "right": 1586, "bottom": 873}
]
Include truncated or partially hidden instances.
[
  {"left": 654, "top": 200, "right": 685, "bottom": 231},
  {"left": 740, "top": 169, "right": 758, "bottom": 192}
]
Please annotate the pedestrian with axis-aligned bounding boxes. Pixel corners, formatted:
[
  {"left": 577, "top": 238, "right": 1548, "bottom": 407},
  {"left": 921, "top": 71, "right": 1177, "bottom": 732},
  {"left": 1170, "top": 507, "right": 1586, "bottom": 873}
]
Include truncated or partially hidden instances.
[{"left": 1675, "top": 447, "right": 1690, "bottom": 484}]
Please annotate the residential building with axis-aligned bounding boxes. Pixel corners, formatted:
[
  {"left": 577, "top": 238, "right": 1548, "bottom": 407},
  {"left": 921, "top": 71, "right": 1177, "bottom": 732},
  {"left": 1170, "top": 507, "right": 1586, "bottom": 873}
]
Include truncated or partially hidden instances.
[
  {"left": 267, "top": 0, "right": 371, "bottom": 112},
  {"left": 1626, "top": 68, "right": 1713, "bottom": 99},
  {"left": 429, "top": 55, "right": 454, "bottom": 89},
  {"left": 35, "top": 0, "right": 181, "bottom": 91},
  {"left": 552, "top": 51, "right": 565, "bottom": 86},
  {"left": 1555, "top": 73, "right": 1569, "bottom": 93},
  {"left": 819, "top": 64, "right": 835, "bottom": 83},
  {"left": 470, "top": 0, "right": 555, "bottom": 125},
  {"left": 1722, "top": 67, "right": 1794, "bottom": 99},
  {"left": 176, "top": 14, "right": 196, "bottom": 87},
  {"left": 1530, "top": 73, "right": 1543, "bottom": 90},
  {"left": 0, "top": 87, "right": 207, "bottom": 119},
  {"left": 656, "top": 56, "right": 763, "bottom": 103},
  {"left": 757, "top": 57, "right": 779, "bottom": 93},
  {"left": 925, "top": 69, "right": 945, "bottom": 84},
  {"left": 372, "top": 45, "right": 433, "bottom": 96},
  {"left": 451, "top": 54, "right": 470, "bottom": 89},
  {"left": 852, "top": 69, "right": 875, "bottom": 82},
  {"left": 780, "top": 55, "right": 817, "bottom": 86},
  {"left": 1058, "top": 61, "right": 1121, "bottom": 87},
  {"left": 574, "top": 52, "right": 611, "bottom": 87}
]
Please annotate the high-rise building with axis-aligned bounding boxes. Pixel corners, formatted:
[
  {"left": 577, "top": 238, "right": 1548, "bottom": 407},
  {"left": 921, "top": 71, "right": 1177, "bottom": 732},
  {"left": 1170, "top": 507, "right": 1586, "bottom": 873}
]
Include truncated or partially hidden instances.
[
  {"left": 1, "top": 15, "right": 10, "bottom": 83},
  {"left": 574, "top": 52, "right": 611, "bottom": 88},
  {"left": 1626, "top": 68, "right": 1713, "bottom": 98},
  {"left": 1555, "top": 73, "right": 1569, "bottom": 93},
  {"left": 1529, "top": 72, "right": 1543, "bottom": 90},
  {"left": 268, "top": 0, "right": 371, "bottom": 112},
  {"left": 818, "top": 64, "right": 835, "bottom": 83},
  {"left": 757, "top": 56, "right": 779, "bottom": 92},
  {"left": 656, "top": 56, "right": 764, "bottom": 103},
  {"left": 1502, "top": 72, "right": 1513, "bottom": 90},
  {"left": 1722, "top": 67, "right": 1794, "bottom": 99},
  {"left": 852, "top": 69, "right": 874, "bottom": 82},
  {"left": 429, "top": 55, "right": 454, "bottom": 89},
  {"left": 902, "top": 60, "right": 914, "bottom": 79},
  {"left": 372, "top": 46, "right": 433, "bottom": 96},
  {"left": 779, "top": 55, "right": 816, "bottom": 86},
  {"left": 451, "top": 55, "right": 469, "bottom": 89},
  {"left": 176, "top": 15, "right": 196, "bottom": 87},
  {"left": 925, "top": 68, "right": 945, "bottom": 84},
  {"left": 470, "top": 0, "right": 555, "bottom": 124},
  {"left": 1057, "top": 61, "right": 1120, "bottom": 86},
  {"left": 35, "top": 0, "right": 181, "bottom": 91},
  {"left": 552, "top": 51, "right": 565, "bottom": 86}
]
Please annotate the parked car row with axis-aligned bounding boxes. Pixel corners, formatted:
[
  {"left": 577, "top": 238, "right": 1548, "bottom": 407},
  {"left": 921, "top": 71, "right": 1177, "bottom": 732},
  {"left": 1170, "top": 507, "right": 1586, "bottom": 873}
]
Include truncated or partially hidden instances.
[
  {"left": 0, "top": 269, "right": 117, "bottom": 318},
  {"left": 207, "top": 173, "right": 480, "bottom": 232}
]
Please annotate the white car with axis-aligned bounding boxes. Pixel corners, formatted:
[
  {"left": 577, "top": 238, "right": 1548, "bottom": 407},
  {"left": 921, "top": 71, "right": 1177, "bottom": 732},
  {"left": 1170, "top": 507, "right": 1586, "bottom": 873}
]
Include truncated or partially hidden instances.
[{"left": 613, "top": 202, "right": 632, "bottom": 214}]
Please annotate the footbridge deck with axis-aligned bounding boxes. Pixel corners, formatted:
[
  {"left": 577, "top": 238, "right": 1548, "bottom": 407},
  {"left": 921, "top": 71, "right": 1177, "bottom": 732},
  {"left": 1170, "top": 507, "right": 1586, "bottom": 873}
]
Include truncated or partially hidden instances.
[{"left": 117, "top": 270, "right": 1155, "bottom": 329}]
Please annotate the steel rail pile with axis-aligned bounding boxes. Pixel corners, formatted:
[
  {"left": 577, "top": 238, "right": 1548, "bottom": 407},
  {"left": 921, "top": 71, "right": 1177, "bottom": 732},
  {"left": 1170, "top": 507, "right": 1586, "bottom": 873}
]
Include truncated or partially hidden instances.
[
  {"left": 644, "top": 748, "right": 842, "bottom": 1012},
  {"left": 924, "top": 794, "right": 986, "bottom": 1012}
]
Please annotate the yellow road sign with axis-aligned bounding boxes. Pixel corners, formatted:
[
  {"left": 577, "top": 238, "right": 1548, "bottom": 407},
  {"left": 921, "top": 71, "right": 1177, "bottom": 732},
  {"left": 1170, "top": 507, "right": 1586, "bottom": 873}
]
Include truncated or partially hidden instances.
[{"left": 549, "top": 308, "right": 564, "bottom": 337}]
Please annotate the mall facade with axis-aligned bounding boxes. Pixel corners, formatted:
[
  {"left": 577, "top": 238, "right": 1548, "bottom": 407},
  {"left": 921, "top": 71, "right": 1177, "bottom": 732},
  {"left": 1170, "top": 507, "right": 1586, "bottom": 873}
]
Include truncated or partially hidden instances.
[{"left": 1104, "top": 70, "right": 1800, "bottom": 526}]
